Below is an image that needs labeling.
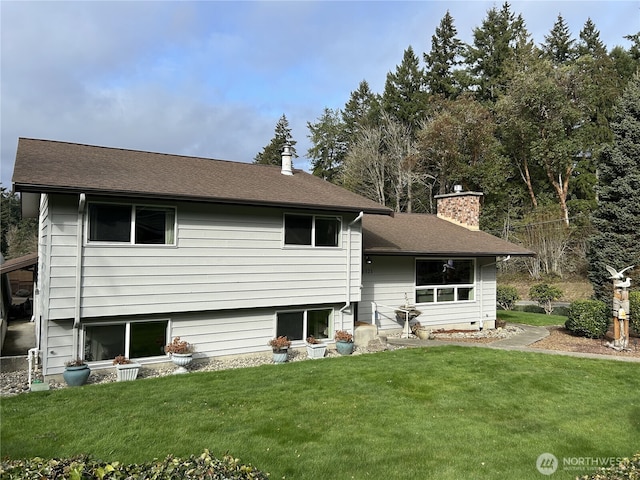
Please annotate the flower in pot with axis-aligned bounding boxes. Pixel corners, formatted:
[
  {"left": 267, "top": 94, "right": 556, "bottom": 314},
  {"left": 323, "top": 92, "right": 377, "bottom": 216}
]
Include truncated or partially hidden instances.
[
  {"left": 63, "top": 358, "right": 91, "bottom": 386},
  {"left": 164, "top": 337, "right": 194, "bottom": 374},
  {"left": 334, "top": 330, "right": 354, "bottom": 355},
  {"left": 112, "top": 355, "right": 141, "bottom": 382},
  {"left": 306, "top": 336, "right": 327, "bottom": 359},
  {"left": 268, "top": 336, "right": 291, "bottom": 363}
]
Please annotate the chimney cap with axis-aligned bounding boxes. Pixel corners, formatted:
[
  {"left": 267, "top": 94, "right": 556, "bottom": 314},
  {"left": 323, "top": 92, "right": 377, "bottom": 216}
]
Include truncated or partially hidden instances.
[
  {"left": 281, "top": 143, "right": 293, "bottom": 176},
  {"left": 453, "top": 184, "right": 463, "bottom": 193}
]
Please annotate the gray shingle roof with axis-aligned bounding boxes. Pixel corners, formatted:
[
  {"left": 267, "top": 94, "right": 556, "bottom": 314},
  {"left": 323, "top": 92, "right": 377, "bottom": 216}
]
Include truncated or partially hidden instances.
[
  {"left": 363, "top": 213, "right": 534, "bottom": 257},
  {"left": 12, "top": 138, "right": 392, "bottom": 214}
]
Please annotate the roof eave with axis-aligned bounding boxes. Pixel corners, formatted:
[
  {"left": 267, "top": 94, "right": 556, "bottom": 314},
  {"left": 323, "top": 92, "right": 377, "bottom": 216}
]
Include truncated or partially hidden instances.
[
  {"left": 13, "top": 183, "right": 392, "bottom": 215},
  {"left": 364, "top": 249, "right": 535, "bottom": 257}
]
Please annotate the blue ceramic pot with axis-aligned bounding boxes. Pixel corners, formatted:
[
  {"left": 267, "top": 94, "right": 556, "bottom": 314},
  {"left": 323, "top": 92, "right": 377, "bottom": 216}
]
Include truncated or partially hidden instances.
[
  {"left": 63, "top": 365, "right": 91, "bottom": 386},
  {"left": 336, "top": 340, "right": 354, "bottom": 355}
]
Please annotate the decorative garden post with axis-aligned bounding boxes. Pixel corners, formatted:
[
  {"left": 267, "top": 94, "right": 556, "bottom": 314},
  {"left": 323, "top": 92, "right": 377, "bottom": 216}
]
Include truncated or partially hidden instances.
[{"left": 607, "top": 265, "right": 634, "bottom": 351}]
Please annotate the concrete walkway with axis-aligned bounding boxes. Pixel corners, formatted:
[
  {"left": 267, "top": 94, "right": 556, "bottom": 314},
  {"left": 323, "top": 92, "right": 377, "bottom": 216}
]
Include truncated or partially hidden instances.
[{"left": 385, "top": 323, "right": 640, "bottom": 363}]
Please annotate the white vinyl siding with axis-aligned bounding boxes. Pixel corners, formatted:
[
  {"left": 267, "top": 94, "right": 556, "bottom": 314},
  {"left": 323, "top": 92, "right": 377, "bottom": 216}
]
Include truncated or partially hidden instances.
[
  {"left": 44, "top": 197, "right": 362, "bottom": 320},
  {"left": 360, "top": 256, "right": 496, "bottom": 331}
]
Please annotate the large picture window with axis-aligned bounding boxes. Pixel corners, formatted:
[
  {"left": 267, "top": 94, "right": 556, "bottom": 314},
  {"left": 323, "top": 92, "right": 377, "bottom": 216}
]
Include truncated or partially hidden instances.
[
  {"left": 415, "top": 259, "right": 475, "bottom": 303},
  {"left": 276, "top": 309, "right": 332, "bottom": 341},
  {"left": 83, "top": 320, "right": 168, "bottom": 361},
  {"left": 88, "top": 203, "right": 175, "bottom": 245},
  {"left": 284, "top": 214, "right": 340, "bottom": 247}
]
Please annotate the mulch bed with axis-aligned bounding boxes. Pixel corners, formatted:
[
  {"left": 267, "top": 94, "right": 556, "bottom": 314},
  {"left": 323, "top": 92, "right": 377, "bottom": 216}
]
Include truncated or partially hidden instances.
[{"left": 529, "top": 326, "right": 640, "bottom": 358}]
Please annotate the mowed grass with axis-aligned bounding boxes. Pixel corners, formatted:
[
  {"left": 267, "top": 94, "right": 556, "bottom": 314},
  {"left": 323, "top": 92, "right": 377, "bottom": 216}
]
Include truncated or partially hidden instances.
[
  {"left": 2, "top": 347, "right": 639, "bottom": 479},
  {"left": 498, "top": 309, "right": 567, "bottom": 326}
]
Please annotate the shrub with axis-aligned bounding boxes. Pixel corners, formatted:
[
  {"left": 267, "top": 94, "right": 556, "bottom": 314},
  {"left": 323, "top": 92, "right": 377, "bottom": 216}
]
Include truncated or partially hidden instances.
[
  {"left": 565, "top": 300, "right": 610, "bottom": 339},
  {"left": 529, "top": 283, "right": 563, "bottom": 315},
  {"left": 496, "top": 285, "right": 519, "bottom": 310},
  {"left": 630, "top": 291, "right": 640, "bottom": 335},
  {"left": 0, "top": 451, "right": 269, "bottom": 479},
  {"left": 577, "top": 452, "right": 640, "bottom": 480}
]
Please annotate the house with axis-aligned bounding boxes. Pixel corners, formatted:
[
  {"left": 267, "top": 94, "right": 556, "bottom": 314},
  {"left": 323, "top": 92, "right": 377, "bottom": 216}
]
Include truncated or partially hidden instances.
[{"left": 12, "top": 138, "right": 532, "bottom": 377}]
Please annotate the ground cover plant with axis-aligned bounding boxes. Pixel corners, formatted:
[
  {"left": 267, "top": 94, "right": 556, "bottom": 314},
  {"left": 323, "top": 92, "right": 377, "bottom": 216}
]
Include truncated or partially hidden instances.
[{"left": 2, "top": 347, "right": 638, "bottom": 479}]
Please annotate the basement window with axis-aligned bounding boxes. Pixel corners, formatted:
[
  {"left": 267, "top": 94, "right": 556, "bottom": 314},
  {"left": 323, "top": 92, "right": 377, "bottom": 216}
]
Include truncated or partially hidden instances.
[
  {"left": 83, "top": 320, "right": 168, "bottom": 361},
  {"left": 415, "top": 259, "right": 475, "bottom": 303},
  {"left": 284, "top": 214, "right": 340, "bottom": 247},
  {"left": 276, "top": 309, "right": 332, "bottom": 341}
]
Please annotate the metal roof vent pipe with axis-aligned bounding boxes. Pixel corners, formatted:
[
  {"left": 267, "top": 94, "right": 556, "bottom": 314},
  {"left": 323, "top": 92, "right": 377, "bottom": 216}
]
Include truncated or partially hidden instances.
[{"left": 281, "top": 144, "right": 293, "bottom": 176}]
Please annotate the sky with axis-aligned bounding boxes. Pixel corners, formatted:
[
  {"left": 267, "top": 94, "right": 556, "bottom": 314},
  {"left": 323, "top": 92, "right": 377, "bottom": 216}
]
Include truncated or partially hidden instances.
[{"left": 1, "top": 0, "right": 639, "bottom": 189}]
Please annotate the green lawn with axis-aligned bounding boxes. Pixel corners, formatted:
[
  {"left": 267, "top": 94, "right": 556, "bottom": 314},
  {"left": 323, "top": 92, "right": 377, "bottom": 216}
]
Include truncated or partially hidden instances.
[
  {"left": 498, "top": 309, "right": 567, "bottom": 326},
  {"left": 2, "top": 347, "right": 638, "bottom": 479}
]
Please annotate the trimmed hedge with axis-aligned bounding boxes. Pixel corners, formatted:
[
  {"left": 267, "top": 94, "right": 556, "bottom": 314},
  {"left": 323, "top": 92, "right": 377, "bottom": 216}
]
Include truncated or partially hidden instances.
[
  {"left": 565, "top": 299, "right": 610, "bottom": 339},
  {"left": 577, "top": 452, "right": 640, "bottom": 480},
  {"left": 0, "top": 450, "right": 268, "bottom": 479}
]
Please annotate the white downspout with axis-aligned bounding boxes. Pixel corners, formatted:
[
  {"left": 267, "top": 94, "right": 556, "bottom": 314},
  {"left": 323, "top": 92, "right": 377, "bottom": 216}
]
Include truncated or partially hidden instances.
[
  {"left": 73, "top": 194, "right": 86, "bottom": 357},
  {"left": 339, "top": 211, "right": 364, "bottom": 332}
]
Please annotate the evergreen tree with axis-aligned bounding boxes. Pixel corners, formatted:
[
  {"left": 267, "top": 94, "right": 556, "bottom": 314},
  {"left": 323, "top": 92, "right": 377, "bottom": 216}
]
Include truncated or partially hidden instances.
[
  {"left": 382, "top": 46, "right": 428, "bottom": 135},
  {"left": 541, "top": 14, "right": 576, "bottom": 64},
  {"left": 423, "top": 11, "right": 464, "bottom": 99},
  {"left": 342, "top": 80, "right": 381, "bottom": 143},
  {"left": 306, "top": 107, "right": 348, "bottom": 183},
  {"left": 577, "top": 18, "right": 606, "bottom": 57},
  {"left": 588, "top": 73, "right": 640, "bottom": 301},
  {"left": 464, "top": 2, "right": 528, "bottom": 103},
  {"left": 254, "top": 114, "right": 297, "bottom": 166}
]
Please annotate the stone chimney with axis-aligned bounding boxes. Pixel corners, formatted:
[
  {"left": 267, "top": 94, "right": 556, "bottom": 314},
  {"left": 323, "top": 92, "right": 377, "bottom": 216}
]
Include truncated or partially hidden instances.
[
  {"left": 434, "top": 186, "right": 483, "bottom": 230},
  {"left": 281, "top": 144, "right": 293, "bottom": 176}
]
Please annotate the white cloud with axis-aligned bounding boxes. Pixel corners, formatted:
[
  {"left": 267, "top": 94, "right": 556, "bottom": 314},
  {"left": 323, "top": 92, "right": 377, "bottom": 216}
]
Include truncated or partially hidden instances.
[{"left": 2, "top": 0, "right": 637, "bottom": 188}]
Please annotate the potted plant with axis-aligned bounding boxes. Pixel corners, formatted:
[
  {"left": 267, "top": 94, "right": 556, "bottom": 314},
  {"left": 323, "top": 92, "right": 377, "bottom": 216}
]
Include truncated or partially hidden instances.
[
  {"left": 411, "top": 321, "right": 430, "bottom": 340},
  {"left": 306, "top": 336, "right": 327, "bottom": 359},
  {"left": 164, "top": 337, "right": 194, "bottom": 374},
  {"left": 112, "top": 355, "right": 141, "bottom": 382},
  {"left": 268, "top": 336, "right": 291, "bottom": 364},
  {"left": 63, "top": 358, "right": 91, "bottom": 386},
  {"left": 334, "top": 330, "right": 354, "bottom": 355}
]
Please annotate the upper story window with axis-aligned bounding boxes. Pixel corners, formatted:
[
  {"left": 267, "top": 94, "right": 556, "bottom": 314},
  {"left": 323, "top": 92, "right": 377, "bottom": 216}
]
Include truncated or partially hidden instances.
[
  {"left": 415, "top": 258, "right": 475, "bottom": 303},
  {"left": 88, "top": 203, "right": 176, "bottom": 245},
  {"left": 284, "top": 214, "right": 340, "bottom": 247}
]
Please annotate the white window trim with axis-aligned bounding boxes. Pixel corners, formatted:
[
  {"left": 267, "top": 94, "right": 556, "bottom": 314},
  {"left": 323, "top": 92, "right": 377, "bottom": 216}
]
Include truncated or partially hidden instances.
[
  {"left": 414, "top": 258, "right": 476, "bottom": 305},
  {"left": 274, "top": 307, "right": 334, "bottom": 344},
  {"left": 85, "top": 201, "right": 177, "bottom": 246},
  {"left": 282, "top": 213, "right": 342, "bottom": 248}
]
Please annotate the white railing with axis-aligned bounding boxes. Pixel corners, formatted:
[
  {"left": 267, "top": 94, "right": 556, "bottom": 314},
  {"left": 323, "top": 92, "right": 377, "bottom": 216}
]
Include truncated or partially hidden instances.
[{"left": 371, "top": 302, "right": 413, "bottom": 338}]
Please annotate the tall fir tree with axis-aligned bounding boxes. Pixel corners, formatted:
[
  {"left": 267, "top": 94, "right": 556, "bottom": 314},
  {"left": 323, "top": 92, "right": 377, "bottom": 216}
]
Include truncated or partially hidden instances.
[
  {"left": 382, "top": 46, "right": 429, "bottom": 136},
  {"left": 306, "top": 107, "right": 348, "bottom": 183},
  {"left": 342, "top": 80, "right": 381, "bottom": 143},
  {"left": 464, "top": 2, "right": 528, "bottom": 103},
  {"left": 577, "top": 18, "right": 606, "bottom": 57},
  {"left": 541, "top": 14, "right": 576, "bottom": 64},
  {"left": 254, "top": 114, "right": 297, "bottom": 166},
  {"left": 587, "top": 73, "right": 640, "bottom": 301},
  {"left": 423, "top": 11, "right": 464, "bottom": 99}
]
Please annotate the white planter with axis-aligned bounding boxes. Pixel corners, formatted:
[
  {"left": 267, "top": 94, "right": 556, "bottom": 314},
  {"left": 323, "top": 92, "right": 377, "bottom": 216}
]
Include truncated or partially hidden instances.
[
  {"left": 170, "top": 353, "right": 193, "bottom": 374},
  {"left": 306, "top": 343, "right": 327, "bottom": 359},
  {"left": 115, "top": 363, "right": 141, "bottom": 381}
]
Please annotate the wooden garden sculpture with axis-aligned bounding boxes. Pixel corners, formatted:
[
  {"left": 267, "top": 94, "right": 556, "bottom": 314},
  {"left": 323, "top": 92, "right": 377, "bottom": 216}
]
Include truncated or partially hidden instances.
[{"left": 606, "top": 265, "right": 634, "bottom": 350}]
